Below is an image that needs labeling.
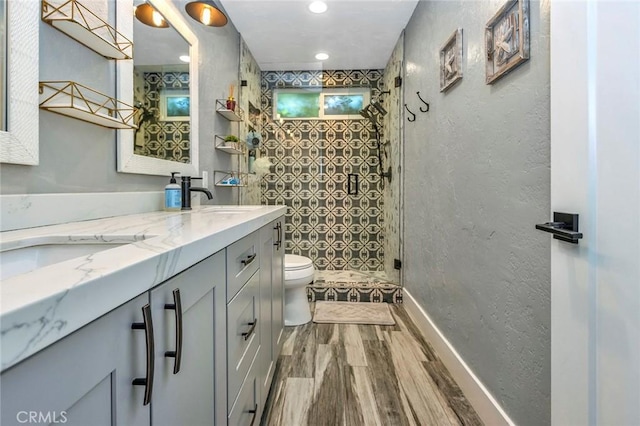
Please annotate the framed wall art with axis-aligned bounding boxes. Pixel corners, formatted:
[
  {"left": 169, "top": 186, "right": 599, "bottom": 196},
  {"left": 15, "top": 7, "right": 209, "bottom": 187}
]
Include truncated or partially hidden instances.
[
  {"left": 440, "top": 28, "right": 463, "bottom": 92},
  {"left": 485, "top": 0, "right": 530, "bottom": 85}
]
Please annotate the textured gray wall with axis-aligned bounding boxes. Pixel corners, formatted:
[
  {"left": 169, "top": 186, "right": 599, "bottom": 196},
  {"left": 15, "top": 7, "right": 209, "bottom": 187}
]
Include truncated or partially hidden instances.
[
  {"left": 402, "top": 1, "right": 550, "bottom": 424},
  {"left": 0, "top": 1, "right": 240, "bottom": 206}
]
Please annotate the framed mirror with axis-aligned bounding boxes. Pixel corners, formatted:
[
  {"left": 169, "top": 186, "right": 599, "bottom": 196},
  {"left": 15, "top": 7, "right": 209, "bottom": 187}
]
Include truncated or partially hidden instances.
[
  {"left": 0, "top": 0, "right": 39, "bottom": 165},
  {"left": 117, "top": 0, "right": 199, "bottom": 176}
]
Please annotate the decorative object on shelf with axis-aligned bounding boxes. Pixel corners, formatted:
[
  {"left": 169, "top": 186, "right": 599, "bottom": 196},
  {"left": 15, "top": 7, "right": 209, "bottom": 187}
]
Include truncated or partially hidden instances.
[
  {"left": 439, "top": 28, "right": 463, "bottom": 92},
  {"left": 185, "top": 1, "right": 227, "bottom": 27},
  {"left": 214, "top": 135, "right": 243, "bottom": 154},
  {"left": 41, "top": 0, "right": 133, "bottom": 60},
  {"left": 215, "top": 99, "right": 243, "bottom": 121},
  {"left": 134, "top": 2, "right": 169, "bottom": 28},
  {"left": 485, "top": 0, "right": 530, "bottom": 85},
  {"left": 39, "top": 81, "right": 136, "bottom": 129},
  {"left": 214, "top": 171, "right": 247, "bottom": 187},
  {"left": 226, "top": 84, "right": 236, "bottom": 111},
  {"left": 224, "top": 135, "right": 239, "bottom": 145}
]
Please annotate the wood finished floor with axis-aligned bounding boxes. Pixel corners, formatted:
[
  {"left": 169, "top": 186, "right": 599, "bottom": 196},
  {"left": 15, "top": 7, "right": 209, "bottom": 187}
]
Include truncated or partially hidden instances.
[{"left": 261, "top": 304, "right": 483, "bottom": 426}]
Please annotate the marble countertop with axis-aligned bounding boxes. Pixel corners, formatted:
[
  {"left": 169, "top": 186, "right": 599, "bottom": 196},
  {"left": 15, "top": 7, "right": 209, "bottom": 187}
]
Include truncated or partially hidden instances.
[{"left": 0, "top": 205, "right": 287, "bottom": 372}]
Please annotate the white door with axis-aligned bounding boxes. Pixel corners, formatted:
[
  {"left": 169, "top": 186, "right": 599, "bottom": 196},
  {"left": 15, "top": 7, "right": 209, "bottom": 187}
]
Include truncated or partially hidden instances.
[{"left": 550, "top": 1, "right": 640, "bottom": 425}]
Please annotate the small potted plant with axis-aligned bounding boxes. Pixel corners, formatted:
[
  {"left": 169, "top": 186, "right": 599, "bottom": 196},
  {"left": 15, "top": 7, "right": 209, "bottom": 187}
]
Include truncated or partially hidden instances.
[{"left": 224, "top": 135, "right": 239, "bottom": 147}]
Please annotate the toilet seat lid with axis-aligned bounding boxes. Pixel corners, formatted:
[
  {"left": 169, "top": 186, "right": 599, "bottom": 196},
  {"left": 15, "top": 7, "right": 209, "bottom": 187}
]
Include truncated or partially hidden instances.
[{"left": 285, "top": 254, "right": 313, "bottom": 271}]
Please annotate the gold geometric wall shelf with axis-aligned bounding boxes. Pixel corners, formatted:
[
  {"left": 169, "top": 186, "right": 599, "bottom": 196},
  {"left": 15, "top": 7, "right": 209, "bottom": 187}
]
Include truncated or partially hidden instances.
[
  {"left": 42, "top": 0, "right": 133, "bottom": 60},
  {"left": 39, "top": 81, "right": 137, "bottom": 129}
]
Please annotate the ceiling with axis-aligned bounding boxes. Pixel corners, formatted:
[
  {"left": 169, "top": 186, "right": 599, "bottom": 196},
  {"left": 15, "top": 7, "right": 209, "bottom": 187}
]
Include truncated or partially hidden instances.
[{"left": 218, "top": 0, "right": 419, "bottom": 71}]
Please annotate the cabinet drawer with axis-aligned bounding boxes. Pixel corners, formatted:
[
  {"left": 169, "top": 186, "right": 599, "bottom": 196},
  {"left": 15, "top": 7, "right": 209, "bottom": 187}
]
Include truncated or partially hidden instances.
[
  {"left": 227, "top": 271, "right": 260, "bottom": 409},
  {"left": 228, "top": 354, "right": 260, "bottom": 426},
  {"left": 227, "top": 231, "right": 260, "bottom": 301}
]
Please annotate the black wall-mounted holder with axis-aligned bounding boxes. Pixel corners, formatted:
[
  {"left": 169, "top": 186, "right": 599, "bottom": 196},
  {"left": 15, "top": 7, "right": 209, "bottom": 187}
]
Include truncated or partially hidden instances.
[
  {"left": 416, "top": 91, "right": 430, "bottom": 112},
  {"left": 535, "top": 212, "right": 583, "bottom": 244},
  {"left": 405, "top": 104, "right": 416, "bottom": 122}
]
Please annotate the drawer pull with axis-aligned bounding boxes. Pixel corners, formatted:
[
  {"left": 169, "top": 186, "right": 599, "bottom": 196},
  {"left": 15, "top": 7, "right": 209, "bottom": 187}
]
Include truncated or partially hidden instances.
[
  {"left": 241, "top": 319, "right": 258, "bottom": 341},
  {"left": 241, "top": 253, "right": 256, "bottom": 267},
  {"left": 248, "top": 404, "right": 258, "bottom": 426},
  {"left": 164, "top": 288, "right": 183, "bottom": 374},
  {"left": 132, "top": 304, "right": 155, "bottom": 406}
]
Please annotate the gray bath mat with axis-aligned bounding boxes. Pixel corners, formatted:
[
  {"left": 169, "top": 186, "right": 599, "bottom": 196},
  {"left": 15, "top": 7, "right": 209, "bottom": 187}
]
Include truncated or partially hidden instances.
[{"left": 313, "top": 301, "right": 396, "bottom": 325}]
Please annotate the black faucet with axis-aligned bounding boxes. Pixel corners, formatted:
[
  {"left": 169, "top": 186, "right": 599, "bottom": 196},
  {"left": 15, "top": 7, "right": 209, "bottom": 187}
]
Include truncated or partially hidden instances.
[{"left": 181, "top": 176, "right": 213, "bottom": 210}]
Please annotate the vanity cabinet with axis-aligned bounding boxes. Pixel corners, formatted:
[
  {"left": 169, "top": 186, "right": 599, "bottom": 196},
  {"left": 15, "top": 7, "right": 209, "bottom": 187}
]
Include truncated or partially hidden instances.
[
  {"left": 226, "top": 218, "right": 285, "bottom": 424},
  {"left": 150, "top": 250, "right": 227, "bottom": 426},
  {"left": 0, "top": 251, "right": 227, "bottom": 426},
  {"left": 0, "top": 215, "right": 286, "bottom": 426},
  {"left": 258, "top": 217, "right": 285, "bottom": 408},
  {"left": 0, "top": 293, "right": 150, "bottom": 426}
]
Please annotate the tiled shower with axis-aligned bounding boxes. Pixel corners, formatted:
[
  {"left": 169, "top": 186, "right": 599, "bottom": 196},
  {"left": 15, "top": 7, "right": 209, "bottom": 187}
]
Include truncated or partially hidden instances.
[
  {"left": 238, "top": 54, "right": 403, "bottom": 298},
  {"left": 260, "top": 70, "right": 385, "bottom": 272}
]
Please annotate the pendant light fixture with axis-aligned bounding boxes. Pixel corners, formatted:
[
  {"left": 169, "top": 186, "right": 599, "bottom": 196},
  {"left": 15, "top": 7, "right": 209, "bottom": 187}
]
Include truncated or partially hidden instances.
[
  {"left": 185, "top": 1, "right": 228, "bottom": 27},
  {"left": 134, "top": 3, "right": 169, "bottom": 28}
]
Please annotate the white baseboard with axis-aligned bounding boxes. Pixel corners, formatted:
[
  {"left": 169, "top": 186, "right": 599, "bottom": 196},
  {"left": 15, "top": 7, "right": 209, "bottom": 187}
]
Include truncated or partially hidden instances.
[
  {"left": 403, "top": 289, "right": 515, "bottom": 426},
  {"left": 0, "top": 192, "right": 164, "bottom": 231}
]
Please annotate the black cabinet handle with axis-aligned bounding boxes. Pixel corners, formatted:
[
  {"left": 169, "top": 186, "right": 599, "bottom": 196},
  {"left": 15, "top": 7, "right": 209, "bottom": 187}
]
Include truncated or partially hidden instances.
[
  {"left": 164, "top": 288, "right": 183, "bottom": 374},
  {"left": 241, "top": 253, "right": 256, "bottom": 266},
  {"left": 274, "top": 222, "right": 282, "bottom": 250},
  {"left": 132, "top": 304, "right": 155, "bottom": 406},
  {"left": 241, "top": 319, "right": 257, "bottom": 341},
  {"left": 347, "top": 173, "right": 359, "bottom": 195},
  {"left": 248, "top": 404, "right": 258, "bottom": 426}
]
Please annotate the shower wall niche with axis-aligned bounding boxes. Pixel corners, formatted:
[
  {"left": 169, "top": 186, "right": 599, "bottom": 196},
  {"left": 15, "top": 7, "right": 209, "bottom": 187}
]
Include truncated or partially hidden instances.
[{"left": 261, "top": 70, "right": 385, "bottom": 271}]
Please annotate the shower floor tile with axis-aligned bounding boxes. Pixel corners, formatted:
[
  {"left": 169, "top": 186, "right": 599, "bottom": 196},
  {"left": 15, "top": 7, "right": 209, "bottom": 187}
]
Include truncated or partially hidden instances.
[{"left": 308, "top": 270, "right": 402, "bottom": 303}]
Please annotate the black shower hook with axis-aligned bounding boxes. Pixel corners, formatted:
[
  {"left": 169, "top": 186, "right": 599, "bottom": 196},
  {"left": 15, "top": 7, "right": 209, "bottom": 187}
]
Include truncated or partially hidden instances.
[
  {"left": 404, "top": 104, "right": 416, "bottom": 122},
  {"left": 416, "top": 91, "right": 430, "bottom": 113}
]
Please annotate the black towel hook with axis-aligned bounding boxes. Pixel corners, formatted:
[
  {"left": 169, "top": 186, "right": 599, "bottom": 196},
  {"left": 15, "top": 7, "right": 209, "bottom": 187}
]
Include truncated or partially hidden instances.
[
  {"left": 416, "top": 91, "right": 430, "bottom": 113},
  {"left": 404, "top": 104, "right": 416, "bottom": 122}
]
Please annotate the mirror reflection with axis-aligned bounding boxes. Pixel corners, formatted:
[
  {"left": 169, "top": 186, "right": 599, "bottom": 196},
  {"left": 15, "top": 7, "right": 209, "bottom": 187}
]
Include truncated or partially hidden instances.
[
  {"left": 133, "top": 8, "right": 191, "bottom": 163},
  {"left": 1, "top": 0, "right": 7, "bottom": 132}
]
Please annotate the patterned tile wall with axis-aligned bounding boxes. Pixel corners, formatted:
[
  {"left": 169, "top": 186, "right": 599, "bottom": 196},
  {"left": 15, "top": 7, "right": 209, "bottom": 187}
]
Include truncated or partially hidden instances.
[
  {"left": 260, "top": 70, "right": 385, "bottom": 271},
  {"left": 382, "top": 35, "right": 404, "bottom": 283},
  {"left": 133, "top": 68, "right": 190, "bottom": 163}
]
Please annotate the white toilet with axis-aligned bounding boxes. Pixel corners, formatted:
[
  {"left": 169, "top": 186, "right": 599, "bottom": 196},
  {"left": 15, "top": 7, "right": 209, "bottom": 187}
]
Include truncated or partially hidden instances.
[{"left": 284, "top": 254, "right": 315, "bottom": 326}]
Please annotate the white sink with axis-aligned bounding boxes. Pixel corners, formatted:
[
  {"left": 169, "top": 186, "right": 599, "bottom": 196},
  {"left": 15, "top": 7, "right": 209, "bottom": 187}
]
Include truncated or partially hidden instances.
[{"left": 0, "top": 238, "right": 146, "bottom": 281}]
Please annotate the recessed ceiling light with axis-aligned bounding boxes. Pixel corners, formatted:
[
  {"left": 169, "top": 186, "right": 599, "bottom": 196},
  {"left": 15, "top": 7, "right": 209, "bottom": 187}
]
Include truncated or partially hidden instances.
[
  {"left": 179, "top": 55, "right": 190, "bottom": 63},
  {"left": 315, "top": 52, "right": 329, "bottom": 60},
  {"left": 308, "top": 1, "right": 327, "bottom": 14}
]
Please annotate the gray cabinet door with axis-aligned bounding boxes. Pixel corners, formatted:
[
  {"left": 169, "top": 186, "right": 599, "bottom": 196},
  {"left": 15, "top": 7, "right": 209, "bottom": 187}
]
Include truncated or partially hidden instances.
[
  {"left": 271, "top": 217, "right": 285, "bottom": 357},
  {"left": 150, "top": 251, "right": 227, "bottom": 426},
  {"left": 258, "top": 217, "right": 286, "bottom": 410},
  {"left": 0, "top": 293, "right": 151, "bottom": 426},
  {"left": 259, "top": 221, "right": 275, "bottom": 409}
]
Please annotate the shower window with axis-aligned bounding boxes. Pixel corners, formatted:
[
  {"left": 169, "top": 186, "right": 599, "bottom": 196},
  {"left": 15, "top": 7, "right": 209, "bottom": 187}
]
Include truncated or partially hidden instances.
[{"left": 273, "top": 88, "right": 369, "bottom": 120}]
